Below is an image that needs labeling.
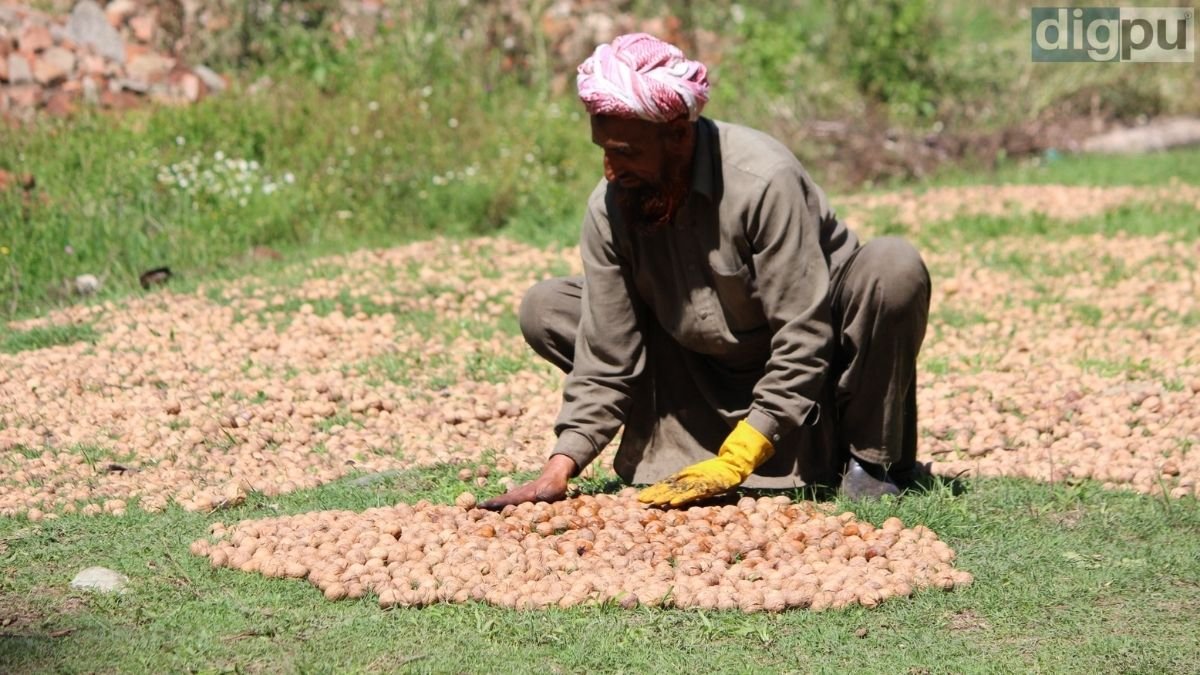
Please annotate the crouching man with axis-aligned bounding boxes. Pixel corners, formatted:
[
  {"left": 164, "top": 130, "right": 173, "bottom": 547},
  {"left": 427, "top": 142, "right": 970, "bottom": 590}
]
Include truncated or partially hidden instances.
[{"left": 483, "top": 33, "right": 930, "bottom": 510}]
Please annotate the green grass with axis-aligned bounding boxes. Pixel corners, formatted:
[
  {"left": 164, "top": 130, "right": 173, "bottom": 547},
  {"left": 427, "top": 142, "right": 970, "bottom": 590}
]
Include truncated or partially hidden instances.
[
  {"left": 1075, "top": 357, "right": 1158, "bottom": 380},
  {"left": 928, "top": 146, "right": 1200, "bottom": 188},
  {"left": 931, "top": 307, "right": 990, "bottom": 329},
  {"left": 886, "top": 201, "right": 1200, "bottom": 252},
  {"left": 0, "top": 70, "right": 593, "bottom": 321},
  {"left": 0, "top": 323, "right": 99, "bottom": 354},
  {"left": 1, "top": 471, "right": 1196, "bottom": 674}
]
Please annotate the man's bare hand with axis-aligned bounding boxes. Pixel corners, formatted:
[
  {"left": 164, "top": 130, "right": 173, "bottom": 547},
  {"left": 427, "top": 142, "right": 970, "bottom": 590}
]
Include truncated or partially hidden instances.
[{"left": 480, "top": 454, "right": 577, "bottom": 511}]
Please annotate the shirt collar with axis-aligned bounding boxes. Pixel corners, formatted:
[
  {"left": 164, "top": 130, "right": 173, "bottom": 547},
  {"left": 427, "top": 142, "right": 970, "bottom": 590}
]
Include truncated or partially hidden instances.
[{"left": 688, "top": 117, "right": 720, "bottom": 202}]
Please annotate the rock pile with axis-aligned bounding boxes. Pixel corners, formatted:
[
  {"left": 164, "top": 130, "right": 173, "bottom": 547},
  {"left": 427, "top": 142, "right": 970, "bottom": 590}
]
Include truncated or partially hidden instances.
[
  {"left": 328, "top": 0, "right": 723, "bottom": 76},
  {"left": 0, "top": 0, "right": 224, "bottom": 120}
]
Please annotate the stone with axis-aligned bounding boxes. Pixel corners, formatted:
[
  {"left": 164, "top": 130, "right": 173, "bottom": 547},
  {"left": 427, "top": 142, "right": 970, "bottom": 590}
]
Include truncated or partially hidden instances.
[
  {"left": 7, "top": 83, "right": 40, "bottom": 108},
  {"left": 124, "top": 42, "right": 148, "bottom": 62},
  {"left": 115, "top": 77, "right": 149, "bottom": 93},
  {"left": 70, "top": 566, "right": 128, "bottom": 594},
  {"left": 81, "top": 75, "right": 100, "bottom": 104},
  {"left": 1082, "top": 117, "right": 1200, "bottom": 155},
  {"left": 74, "top": 274, "right": 101, "bottom": 295},
  {"left": 105, "top": 0, "right": 138, "bottom": 27},
  {"left": 0, "top": 53, "right": 7, "bottom": 82},
  {"left": 34, "top": 47, "right": 75, "bottom": 85},
  {"left": 67, "top": 0, "right": 125, "bottom": 64},
  {"left": 80, "top": 53, "right": 106, "bottom": 76},
  {"left": 125, "top": 53, "right": 173, "bottom": 84},
  {"left": 44, "top": 91, "right": 75, "bottom": 116},
  {"left": 179, "top": 71, "right": 201, "bottom": 102},
  {"left": 7, "top": 52, "right": 33, "bottom": 84},
  {"left": 192, "top": 64, "right": 225, "bottom": 93},
  {"left": 49, "top": 24, "right": 73, "bottom": 49},
  {"left": 138, "top": 266, "right": 171, "bottom": 289},
  {"left": 147, "top": 83, "right": 176, "bottom": 105},
  {"left": 129, "top": 15, "right": 155, "bottom": 43},
  {"left": 99, "top": 88, "right": 139, "bottom": 109},
  {"left": 18, "top": 24, "right": 53, "bottom": 53}
]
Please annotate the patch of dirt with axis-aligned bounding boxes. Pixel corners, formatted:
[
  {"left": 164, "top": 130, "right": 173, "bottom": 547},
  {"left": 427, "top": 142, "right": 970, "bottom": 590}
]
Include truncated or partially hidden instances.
[
  {"left": 946, "top": 609, "right": 990, "bottom": 632},
  {"left": 1046, "top": 509, "right": 1085, "bottom": 529},
  {"left": 774, "top": 101, "right": 1172, "bottom": 190},
  {"left": 0, "top": 584, "right": 81, "bottom": 638}
]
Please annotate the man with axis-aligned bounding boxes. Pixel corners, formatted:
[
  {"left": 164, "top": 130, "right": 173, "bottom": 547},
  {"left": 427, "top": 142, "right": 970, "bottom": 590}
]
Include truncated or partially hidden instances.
[{"left": 481, "top": 33, "right": 930, "bottom": 510}]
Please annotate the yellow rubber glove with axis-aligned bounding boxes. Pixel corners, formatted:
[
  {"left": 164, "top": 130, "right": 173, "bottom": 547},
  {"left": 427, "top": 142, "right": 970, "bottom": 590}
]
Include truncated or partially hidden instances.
[{"left": 637, "top": 420, "right": 774, "bottom": 507}]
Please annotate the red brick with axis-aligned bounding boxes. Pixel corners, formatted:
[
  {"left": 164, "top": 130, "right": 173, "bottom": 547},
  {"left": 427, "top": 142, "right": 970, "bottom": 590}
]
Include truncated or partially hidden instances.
[{"left": 6, "top": 53, "right": 33, "bottom": 84}]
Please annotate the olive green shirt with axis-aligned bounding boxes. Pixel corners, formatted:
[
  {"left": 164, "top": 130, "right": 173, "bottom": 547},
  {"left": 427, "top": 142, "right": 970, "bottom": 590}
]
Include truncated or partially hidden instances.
[{"left": 552, "top": 117, "right": 859, "bottom": 475}]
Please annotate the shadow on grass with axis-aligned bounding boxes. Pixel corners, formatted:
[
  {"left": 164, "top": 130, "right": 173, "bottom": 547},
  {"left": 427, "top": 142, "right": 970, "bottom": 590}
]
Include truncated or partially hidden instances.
[{"left": 567, "top": 462, "right": 969, "bottom": 509}]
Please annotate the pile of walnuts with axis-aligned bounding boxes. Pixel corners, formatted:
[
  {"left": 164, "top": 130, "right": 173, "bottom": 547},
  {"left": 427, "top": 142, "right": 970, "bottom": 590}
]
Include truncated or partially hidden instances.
[{"left": 192, "top": 491, "right": 972, "bottom": 612}]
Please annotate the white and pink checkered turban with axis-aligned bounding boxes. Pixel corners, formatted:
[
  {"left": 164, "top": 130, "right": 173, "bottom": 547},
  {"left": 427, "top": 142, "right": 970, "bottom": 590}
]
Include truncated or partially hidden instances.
[{"left": 576, "top": 33, "right": 710, "bottom": 123}]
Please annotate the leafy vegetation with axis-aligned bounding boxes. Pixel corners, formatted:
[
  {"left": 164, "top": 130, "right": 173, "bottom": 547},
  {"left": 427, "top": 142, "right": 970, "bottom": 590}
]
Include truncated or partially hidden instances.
[{"left": 2, "top": 2, "right": 1197, "bottom": 319}]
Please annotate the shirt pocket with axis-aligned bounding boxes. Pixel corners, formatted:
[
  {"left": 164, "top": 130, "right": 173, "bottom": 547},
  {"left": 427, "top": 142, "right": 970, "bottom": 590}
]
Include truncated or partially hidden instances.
[{"left": 710, "top": 263, "right": 768, "bottom": 333}]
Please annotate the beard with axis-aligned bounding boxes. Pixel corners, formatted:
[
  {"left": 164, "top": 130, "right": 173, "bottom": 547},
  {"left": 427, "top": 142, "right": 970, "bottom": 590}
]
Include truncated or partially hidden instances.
[{"left": 613, "top": 157, "right": 692, "bottom": 234}]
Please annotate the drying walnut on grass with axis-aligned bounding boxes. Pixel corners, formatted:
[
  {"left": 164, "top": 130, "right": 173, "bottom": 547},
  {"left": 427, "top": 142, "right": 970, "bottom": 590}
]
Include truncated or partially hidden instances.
[
  {"left": 193, "top": 490, "right": 972, "bottom": 612},
  {"left": 1, "top": 189, "right": 1198, "bottom": 521}
]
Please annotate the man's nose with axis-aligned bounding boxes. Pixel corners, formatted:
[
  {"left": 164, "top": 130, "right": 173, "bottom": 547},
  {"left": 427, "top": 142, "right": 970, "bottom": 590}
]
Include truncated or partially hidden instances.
[{"left": 603, "top": 153, "right": 618, "bottom": 182}]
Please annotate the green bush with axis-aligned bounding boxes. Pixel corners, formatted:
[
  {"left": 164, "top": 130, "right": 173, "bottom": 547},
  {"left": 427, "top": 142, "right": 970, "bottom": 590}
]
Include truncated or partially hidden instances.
[{"left": 833, "top": 0, "right": 945, "bottom": 117}]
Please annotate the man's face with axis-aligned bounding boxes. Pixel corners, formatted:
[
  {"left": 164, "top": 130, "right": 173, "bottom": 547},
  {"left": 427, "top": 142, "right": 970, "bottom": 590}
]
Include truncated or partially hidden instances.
[
  {"left": 591, "top": 115, "right": 695, "bottom": 230},
  {"left": 590, "top": 115, "right": 670, "bottom": 189}
]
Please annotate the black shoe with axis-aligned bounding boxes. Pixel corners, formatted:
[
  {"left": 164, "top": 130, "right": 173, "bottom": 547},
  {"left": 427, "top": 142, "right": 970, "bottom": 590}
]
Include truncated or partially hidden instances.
[
  {"left": 888, "top": 461, "right": 933, "bottom": 490},
  {"left": 840, "top": 458, "right": 901, "bottom": 501}
]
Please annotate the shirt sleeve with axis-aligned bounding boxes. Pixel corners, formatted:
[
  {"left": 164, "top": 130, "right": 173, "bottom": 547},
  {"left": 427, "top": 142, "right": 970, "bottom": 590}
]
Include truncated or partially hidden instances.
[
  {"left": 743, "top": 162, "right": 834, "bottom": 445},
  {"left": 550, "top": 193, "right": 648, "bottom": 471}
]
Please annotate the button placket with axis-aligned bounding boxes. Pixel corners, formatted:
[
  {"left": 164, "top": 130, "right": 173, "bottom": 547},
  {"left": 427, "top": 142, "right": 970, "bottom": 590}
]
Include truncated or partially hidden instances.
[{"left": 679, "top": 224, "right": 720, "bottom": 334}]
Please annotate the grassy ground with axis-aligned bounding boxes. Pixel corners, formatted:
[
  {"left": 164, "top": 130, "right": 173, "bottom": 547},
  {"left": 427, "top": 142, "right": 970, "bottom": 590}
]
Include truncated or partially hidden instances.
[
  {"left": 920, "top": 146, "right": 1200, "bottom": 189},
  {"left": 2, "top": 3, "right": 1199, "bottom": 672},
  {"left": 1, "top": 149, "right": 1198, "bottom": 672},
  {"left": 1, "top": 468, "right": 1197, "bottom": 674}
]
